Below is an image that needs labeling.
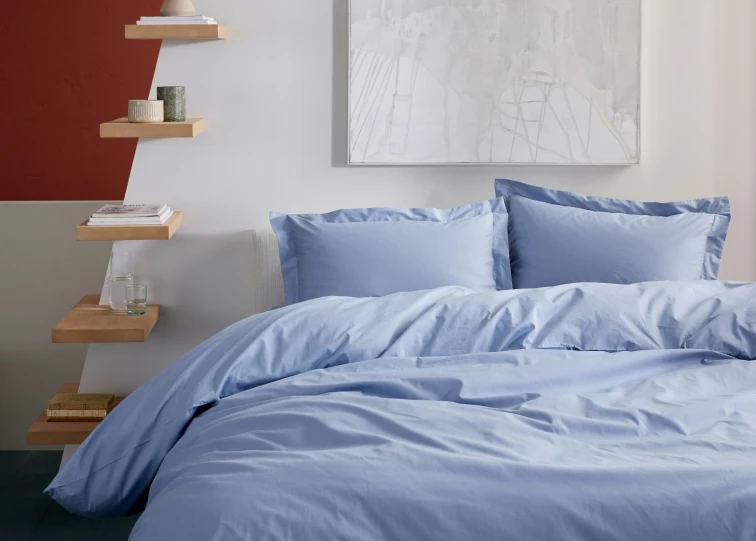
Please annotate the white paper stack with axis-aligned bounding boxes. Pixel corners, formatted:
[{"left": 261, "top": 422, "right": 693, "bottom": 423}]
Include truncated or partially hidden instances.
[
  {"left": 88, "top": 204, "right": 174, "bottom": 226},
  {"left": 137, "top": 16, "right": 217, "bottom": 25}
]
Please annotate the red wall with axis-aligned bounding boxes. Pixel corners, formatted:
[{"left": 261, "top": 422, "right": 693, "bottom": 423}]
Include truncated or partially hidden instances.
[{"left": 0, "top": 1, "right": 162, "bottom": 201}]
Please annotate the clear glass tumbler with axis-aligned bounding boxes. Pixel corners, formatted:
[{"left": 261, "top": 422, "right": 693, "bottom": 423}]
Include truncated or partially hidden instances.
[
  {"left": 126, "top": 284, "right": 147, "bottom": 316},
  {"left": 109, "top": 252, "right": 134, "bottom": 311}
]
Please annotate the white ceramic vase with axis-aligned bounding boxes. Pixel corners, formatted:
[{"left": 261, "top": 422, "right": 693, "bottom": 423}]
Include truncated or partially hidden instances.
[
  {"left": 128, "top": 100, "right": 164, "bottom": 123},
  {"left": 160, "top": 0, "right": 196, "bottom": 16}
]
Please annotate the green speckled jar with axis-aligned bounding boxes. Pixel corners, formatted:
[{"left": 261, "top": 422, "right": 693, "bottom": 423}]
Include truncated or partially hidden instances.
[{"left": 156, "top": 86, "right": 186, "bottom": 122}]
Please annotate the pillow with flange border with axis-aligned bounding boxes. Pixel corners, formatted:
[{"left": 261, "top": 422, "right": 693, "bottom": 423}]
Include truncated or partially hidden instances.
[
  {"left": 270, "top": 198, "right": 512, "bottom": 304},
  {"left": 495, "top": 179, "right": 731, "bottom": 289}
]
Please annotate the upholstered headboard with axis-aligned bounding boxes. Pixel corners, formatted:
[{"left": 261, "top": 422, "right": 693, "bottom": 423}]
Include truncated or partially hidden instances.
[{"left": 251, "top": 229, "right": 285, "bottom": 314}]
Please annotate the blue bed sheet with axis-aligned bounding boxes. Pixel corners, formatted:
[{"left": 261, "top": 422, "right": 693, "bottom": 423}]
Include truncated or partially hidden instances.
[{"left": 46, "top": 281, "right": 756, "bottom": 540}]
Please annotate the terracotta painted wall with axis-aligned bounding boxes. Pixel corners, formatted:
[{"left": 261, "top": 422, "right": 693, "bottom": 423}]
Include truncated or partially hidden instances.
[{"left": 0, "top": 1, "right": 162, "bottom": 201}]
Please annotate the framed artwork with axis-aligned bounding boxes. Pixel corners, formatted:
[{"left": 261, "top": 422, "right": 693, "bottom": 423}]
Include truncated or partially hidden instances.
[{"left": 348, "top": 0, "right": 641, "bottom": 165}]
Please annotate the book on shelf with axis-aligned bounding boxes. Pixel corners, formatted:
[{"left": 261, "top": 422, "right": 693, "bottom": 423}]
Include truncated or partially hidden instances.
[
  {"left": 137, "top": 15, "right": 217, "bottom": 25},
  {"left": 88, "top": 209, "right": 174, "bottom": 226},
  {"left": 48, "top": 393, "right": 114, "bottom": 410},
  {"left": 92, "top": 204, "right": 169, "bottom": 218},
  {"left": 47, "top": 393, "right": 114, "bottom": 422},
  {"left": 139, "top": 15, "right": 215, "bottom": 21},
  {"left": 47, "top": 410, "right": 109, "bottom": 422},
  {"left": 137, "top": 21, "right": 218, "bottom": 25}
]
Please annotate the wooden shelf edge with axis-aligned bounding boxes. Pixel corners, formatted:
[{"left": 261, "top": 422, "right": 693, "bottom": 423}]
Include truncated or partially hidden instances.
[
  {"left": 52, "top": 295, "right": 160, "bottom": 344},
  {"left": 27, "top": 384, "right": 126, "bottom": 446},
  {"left": 100, "top": 118, "right": 205, "bottom": 139},
  {"left": 77, "top": 211, "right": 183, "bottom": 241},
  {"left": 125, "top": 24, "right": 227, "bottom": 40}
]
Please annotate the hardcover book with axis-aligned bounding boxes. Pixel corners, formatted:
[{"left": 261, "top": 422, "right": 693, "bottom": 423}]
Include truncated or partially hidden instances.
[
  {"left": 92, "top": 204, "right": 168, "bottom": 218},
  {"left": 46, "top": 410, "right": 109, "bottom": 422},
  {"left": 47, "top": 393, "right": 114, "bottom": 411},
  {"left": 87, "top": 209, "right": 173, "bottom": 226},
  {"left": 47, "top": 393, "right": 115, "bottom": 411},
  {"left": 46, "top": 393, "right": 114, "bottom": 422}
]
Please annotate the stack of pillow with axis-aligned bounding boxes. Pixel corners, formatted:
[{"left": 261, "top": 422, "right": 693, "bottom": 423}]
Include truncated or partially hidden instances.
[{"left": 270, "top": 180, "right": 731, "bottom": 304}]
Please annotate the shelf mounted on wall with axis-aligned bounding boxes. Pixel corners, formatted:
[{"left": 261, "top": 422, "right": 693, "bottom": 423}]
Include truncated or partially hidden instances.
[
  {"left": 100, "top": 118, "right": 204, "bottom": 139},
  {"left": 77, "top": 211, "right": 183, "bottom": 241},
  {"left": 52, "top": 295, "right": 160, "bottom": 344},
  {"left": 27, "top": 384, "right": 127, "bottom": 445},
  {"left": 125, "top": 24, "right": 227, "bottom": 40}
]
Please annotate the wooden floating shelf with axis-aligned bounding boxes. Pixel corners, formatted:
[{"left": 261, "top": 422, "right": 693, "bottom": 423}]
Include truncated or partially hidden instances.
[
  {"left": 100, "top": 118, "right": 205, "bottom": 138},
  {"left": 125, "top": 24, "right": 227, "bottom": 40},
  {"left": 52, "top": 295, "right": 159, "bottom": 344},
  {"left": 27, "top": 383, "right": 126, "bottom": 445},
  {"left": 77, "top": 211, "right": 183, "bottom": 241}
]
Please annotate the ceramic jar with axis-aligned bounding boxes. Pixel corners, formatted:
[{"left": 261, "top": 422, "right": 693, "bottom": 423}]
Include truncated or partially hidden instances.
[
  {"left": 157, "top": 87, "right": 186, "bottom": 122},
  {"left": 128, "top": 100, "right": 164, "bottom": 123}
]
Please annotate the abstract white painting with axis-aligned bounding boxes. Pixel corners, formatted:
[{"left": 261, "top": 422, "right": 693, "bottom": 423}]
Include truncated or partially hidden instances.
[{"left": 349, "top": 0, "right": 641, "bottom": 165}]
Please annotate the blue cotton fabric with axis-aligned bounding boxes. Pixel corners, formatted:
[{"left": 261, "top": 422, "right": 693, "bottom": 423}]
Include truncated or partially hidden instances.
[
  {"left": 270, "top": 198, "right": 511, "bottom": 304},
  {"left": 495, "top": 179, "right": 731, "bottom": 288},
  {"left": 46, "top": 281, "right": 756, "bottom": 540}
]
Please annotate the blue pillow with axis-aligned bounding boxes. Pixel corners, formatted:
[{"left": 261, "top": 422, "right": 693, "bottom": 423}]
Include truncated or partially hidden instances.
[
  {"left": 495, "top": 180, "right": 731, "bottom": 289},
  {"left": 270, "top": 199, "right": 511, "bottom": 304}
]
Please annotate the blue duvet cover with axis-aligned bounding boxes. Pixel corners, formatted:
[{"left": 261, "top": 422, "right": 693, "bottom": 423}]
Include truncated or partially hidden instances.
[{"left": 47, "top": 282, "right": 756, "bottom": 540}]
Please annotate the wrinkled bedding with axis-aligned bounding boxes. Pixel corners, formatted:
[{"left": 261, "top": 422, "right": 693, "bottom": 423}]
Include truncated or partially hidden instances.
[{"left": 46, "top": 281, "right": 756, "bottom": 540}]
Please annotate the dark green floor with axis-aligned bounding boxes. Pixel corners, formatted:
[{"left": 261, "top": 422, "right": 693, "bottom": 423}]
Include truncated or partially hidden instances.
[{"left": 0, "top": 451, "right": 139, "bottom": 541}]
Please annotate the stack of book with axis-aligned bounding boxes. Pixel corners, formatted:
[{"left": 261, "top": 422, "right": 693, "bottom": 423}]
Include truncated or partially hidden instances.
[
  {"left": 136, "top": 15, "right": 218, "bottom": 25},
  {"left": 87, "top": 204, "right": 174, "bottom": 226},
  {"left": 46, "top": 393, "right": 115, "bottom": 422}
]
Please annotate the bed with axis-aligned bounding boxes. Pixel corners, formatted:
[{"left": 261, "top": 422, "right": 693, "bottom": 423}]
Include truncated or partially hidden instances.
[
  {"left": 45, "top": 280, "right": 756, "bottom": 540},
  {"left": 46, "top": 182, "right": 755, "bottom": 540}
]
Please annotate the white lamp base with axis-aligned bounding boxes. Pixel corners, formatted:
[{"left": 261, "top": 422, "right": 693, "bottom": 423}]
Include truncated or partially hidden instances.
[{"left": 160, "top": 0, "right": 196, "bottom": 17}]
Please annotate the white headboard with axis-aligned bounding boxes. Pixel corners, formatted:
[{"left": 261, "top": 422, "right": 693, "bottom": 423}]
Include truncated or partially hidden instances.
[{"left": 251, "top": 229, "right": 285, "bottom": 314}]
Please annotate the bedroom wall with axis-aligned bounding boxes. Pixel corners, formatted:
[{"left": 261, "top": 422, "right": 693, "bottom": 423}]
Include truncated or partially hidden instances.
[
  {"left": 13, "top": 0, "right": 755, "bottom": 451},
  {"left": 71, "top": 0, "right": 756, "bottom": 399},
  {"left": 0, "top": 2, "right": 159, "bottom": 449},
  {"left": 0, "top": 0, "right": 160, "bottom": 201}
]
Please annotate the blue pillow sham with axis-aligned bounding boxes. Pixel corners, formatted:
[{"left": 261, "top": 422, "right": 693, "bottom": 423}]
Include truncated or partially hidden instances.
[
  {"left": 270, "top": 199, "right": 511, "bottom": 304},
  {"left": 495, "top": 179, "right": 731, "bottom": 289}
]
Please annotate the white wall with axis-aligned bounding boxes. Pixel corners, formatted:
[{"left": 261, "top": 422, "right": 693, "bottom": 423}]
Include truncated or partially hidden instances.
[{"left": 77, "top": 0, "right": 756, "bottom": 398}]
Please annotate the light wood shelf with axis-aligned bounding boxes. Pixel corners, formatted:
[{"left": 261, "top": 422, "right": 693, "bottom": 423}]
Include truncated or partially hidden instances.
[
  {"left": 125, "top": 24, "right": 227, "bottom": 40},
  {"left": 52, "top": 295, "right": 159, "bottom": 344},
  {"left": 100, "top": 118, "right": 205, "bottom": 138},
  {"left": 27, "top": 383, "right": 126, "bottom": 445},
  {"left": 77, "top": 211, "right": 183, "bottom": 241}
]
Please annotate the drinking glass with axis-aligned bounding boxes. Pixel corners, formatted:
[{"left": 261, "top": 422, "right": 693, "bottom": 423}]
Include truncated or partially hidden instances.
[
  {"left": 109, "top": 252, "right": 134, "bottom": 311},
  {"left": 126, "top": 284, "right": 148, "bottom": 316}
]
